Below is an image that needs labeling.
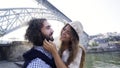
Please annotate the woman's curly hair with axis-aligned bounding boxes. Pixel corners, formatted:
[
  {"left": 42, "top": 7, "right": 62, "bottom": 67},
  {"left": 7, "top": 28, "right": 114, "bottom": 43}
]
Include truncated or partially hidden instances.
[{"left": 25, "top": 18, "right": 47, "bottom": 46}]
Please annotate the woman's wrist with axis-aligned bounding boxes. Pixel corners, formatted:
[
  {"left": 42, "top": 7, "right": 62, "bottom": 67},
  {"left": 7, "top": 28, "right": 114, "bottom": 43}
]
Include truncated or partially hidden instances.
[{"left": 52, "top": 50, "right": 58, "bottom": 57}]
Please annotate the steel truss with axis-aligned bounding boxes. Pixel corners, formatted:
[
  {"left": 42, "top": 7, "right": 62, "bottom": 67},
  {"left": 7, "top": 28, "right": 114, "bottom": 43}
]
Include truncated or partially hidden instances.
[{"left": 0, "top": 0, "right": 72, "bottom": 36}]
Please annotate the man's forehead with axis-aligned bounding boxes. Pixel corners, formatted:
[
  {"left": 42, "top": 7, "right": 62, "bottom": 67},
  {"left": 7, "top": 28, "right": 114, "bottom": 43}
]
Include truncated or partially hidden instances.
[{"left": 43, "top": 21, "right": 51, "bottom": 27}]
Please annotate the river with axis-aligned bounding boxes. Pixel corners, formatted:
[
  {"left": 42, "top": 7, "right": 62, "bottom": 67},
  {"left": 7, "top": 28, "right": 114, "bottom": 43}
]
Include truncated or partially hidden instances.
[{"left": 85, "top": 52, "right": 120, "bottom": 68}]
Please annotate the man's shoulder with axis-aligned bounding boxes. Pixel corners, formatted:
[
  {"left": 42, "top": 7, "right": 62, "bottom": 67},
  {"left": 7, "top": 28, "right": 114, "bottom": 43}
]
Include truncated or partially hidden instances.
[
  {"left": 27, "top": 58, "right": 51, "bottom": 68},
  {"left": 35, "top": 46, "right": 53, "bottom": 59}
]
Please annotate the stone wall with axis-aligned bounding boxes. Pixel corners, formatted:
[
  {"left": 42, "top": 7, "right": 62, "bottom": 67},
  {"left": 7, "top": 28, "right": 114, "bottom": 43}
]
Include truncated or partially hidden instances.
[{"left": 0, "top": 41, "right": 33, "bottom": 61}]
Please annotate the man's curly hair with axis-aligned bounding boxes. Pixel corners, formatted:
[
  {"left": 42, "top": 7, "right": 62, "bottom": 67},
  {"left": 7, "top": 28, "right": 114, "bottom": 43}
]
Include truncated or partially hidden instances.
[{"left": 25, "top": 18, "right": 47, "bottom": 46}]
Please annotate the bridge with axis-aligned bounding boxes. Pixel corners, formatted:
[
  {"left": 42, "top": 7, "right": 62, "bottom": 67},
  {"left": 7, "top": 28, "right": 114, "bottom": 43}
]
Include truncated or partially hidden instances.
[
  {"left": 0, "top": 0, "right": 89, "bottom": 48},
  {"left": 0, "top": 0, "right": 72, "bottom": 36}
]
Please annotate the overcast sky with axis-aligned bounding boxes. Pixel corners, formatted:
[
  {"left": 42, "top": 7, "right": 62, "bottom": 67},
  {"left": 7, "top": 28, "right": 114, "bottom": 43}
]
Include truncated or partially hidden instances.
[
  {"left": 48, "top": 0, "right": 120, "bottom": 35},
  {"left": 0, "top": 0, "right": 120, "bottom": 40}
]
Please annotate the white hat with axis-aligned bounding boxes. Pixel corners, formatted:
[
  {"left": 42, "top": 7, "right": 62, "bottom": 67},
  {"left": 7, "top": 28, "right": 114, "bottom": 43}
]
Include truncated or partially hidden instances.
[{"left": 68, "top": 21, "right": 83, "bottom": 39}]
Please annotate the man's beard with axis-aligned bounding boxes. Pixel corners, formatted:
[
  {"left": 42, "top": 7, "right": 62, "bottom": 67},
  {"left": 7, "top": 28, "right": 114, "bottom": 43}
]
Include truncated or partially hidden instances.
[
  {"left": 45, "top": 36, "right": 54, "bottom": 41},
  {"left": 43, "top": 34, "right": 54, "bottom": 41}
]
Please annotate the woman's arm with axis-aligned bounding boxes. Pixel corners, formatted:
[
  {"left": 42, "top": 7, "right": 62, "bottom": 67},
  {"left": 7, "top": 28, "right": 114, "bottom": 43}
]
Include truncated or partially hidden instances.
[{"left": 43, "top": 39, "right": 67, "bottom": 68}]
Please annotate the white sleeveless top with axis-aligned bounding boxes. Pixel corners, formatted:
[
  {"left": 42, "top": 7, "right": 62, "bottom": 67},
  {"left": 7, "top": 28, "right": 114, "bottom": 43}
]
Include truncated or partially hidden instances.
[{"left": 62, "top": 48, "right": 82, "bottom": 68}]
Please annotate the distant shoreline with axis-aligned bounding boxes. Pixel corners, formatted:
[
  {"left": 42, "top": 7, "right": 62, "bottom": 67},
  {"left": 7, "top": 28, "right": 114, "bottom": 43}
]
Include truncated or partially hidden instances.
[{"left": 86, "top": 49, "right": 120, "bottom": 53}]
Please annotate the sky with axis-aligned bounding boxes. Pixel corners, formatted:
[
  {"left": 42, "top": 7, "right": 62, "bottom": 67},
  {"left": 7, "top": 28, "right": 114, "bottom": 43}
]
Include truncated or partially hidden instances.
[
  {"left": 48, "top": 0, "right": 120, "bottom": 35},
  {"left": 0, "top": 0, "right": 120, "bottom": 41}
]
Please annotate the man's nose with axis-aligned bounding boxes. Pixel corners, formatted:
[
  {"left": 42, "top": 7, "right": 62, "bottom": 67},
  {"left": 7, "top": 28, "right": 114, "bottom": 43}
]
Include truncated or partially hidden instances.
[{"left": 51, "top": 28, "right": 54, "bottom": 33}]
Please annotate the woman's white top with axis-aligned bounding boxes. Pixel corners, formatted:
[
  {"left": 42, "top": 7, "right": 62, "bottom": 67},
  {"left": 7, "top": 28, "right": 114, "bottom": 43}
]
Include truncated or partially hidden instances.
[{"left": 62, "top": 48, "right": 82, "bottom": 68}]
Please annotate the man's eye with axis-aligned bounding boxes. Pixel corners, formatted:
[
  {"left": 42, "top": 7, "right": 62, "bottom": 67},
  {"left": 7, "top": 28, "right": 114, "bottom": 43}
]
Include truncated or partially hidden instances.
[{"left": 46, "top": 26, "right": 50, "bottom": 29}]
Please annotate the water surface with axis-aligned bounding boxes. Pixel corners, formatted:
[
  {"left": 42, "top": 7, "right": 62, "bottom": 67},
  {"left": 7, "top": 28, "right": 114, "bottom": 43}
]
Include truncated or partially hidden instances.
[{"left": 85, "top": 52, "right": 120, "bottom": 68}]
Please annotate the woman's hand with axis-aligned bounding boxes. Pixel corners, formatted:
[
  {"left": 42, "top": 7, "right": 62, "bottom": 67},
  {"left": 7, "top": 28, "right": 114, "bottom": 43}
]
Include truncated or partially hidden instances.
[
  {"left": 43, "top": 39, "right": 57, "bottom": 54},
  {"left": 43, "top": 39, "right": 67, "bottom": 68}
]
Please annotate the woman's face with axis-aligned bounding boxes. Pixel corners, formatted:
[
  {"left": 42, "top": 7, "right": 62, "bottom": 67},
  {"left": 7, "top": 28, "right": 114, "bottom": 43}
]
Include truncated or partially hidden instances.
[{"left": 60, "top": 25, "right": 72, "bottom": 42}]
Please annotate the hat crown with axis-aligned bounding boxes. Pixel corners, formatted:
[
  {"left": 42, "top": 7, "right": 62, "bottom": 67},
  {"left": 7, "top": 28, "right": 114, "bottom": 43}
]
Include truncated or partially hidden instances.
[{"left": 69, "top": 21, "right": 83, "bottom": 38}]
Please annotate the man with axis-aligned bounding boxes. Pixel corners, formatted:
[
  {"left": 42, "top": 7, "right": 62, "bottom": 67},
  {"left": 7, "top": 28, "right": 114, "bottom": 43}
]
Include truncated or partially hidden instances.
[{"left": 23, "top": 18, "right": 56, "bottom": 68}]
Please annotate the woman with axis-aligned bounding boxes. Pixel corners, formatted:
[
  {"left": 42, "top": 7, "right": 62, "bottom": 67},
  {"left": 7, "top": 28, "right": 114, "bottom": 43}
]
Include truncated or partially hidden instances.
[{"left": 43, "top": 21, "right": 86, "bottom": 68}]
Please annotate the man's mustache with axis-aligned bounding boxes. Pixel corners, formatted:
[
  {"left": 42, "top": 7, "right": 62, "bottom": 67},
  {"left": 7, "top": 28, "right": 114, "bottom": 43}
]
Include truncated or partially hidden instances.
[{"left": 50, "top": 32, "right": 53, "bottom": 36}]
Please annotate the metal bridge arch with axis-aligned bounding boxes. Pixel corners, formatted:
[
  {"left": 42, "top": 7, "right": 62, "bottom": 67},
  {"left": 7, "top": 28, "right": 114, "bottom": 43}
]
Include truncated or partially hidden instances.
[{"left": 0, "top": 0, "right": 72, "bottom": 36}]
